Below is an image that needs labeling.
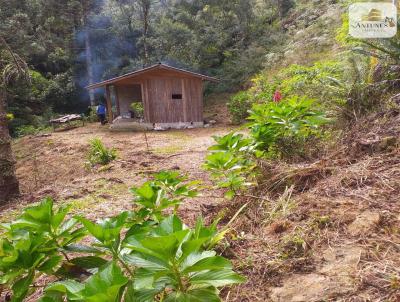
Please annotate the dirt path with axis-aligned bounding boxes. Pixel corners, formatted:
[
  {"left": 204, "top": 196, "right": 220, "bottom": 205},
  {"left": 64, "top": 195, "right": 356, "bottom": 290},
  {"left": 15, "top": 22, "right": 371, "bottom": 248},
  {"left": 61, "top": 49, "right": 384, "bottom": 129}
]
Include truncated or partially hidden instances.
[{"left": 2, "top": 123, "right": 235, "bottom": 224}]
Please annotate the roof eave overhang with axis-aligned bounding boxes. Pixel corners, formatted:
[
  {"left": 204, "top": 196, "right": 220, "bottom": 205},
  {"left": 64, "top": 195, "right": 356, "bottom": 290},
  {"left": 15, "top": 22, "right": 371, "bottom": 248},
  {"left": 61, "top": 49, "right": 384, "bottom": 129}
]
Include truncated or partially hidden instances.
[{"left": 85, "top": 64, "right": 220, "bottom": 90}]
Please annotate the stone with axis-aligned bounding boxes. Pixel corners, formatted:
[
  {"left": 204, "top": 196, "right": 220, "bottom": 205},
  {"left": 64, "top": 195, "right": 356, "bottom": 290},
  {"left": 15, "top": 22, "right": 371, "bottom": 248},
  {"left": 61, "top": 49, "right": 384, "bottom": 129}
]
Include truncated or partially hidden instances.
[
  {"left": 320, "top": 246, "right": 362, "bottom": 276},
  {"left": 270, "top": 274, "right": 329, "bottom": 302},
  {"left": 270, "top": 246, "right": 362, "bottom": 301},
  {"left": 348, "top": 211, "right": 380, "bottom": 236}
]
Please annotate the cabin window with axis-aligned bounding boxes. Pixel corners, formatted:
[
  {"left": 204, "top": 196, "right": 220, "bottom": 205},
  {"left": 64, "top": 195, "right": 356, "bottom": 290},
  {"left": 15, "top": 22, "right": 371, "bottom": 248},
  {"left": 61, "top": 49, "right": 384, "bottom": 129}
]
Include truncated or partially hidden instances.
[{"left": 172, "top": 93, "right": 183, "bottom": 100}]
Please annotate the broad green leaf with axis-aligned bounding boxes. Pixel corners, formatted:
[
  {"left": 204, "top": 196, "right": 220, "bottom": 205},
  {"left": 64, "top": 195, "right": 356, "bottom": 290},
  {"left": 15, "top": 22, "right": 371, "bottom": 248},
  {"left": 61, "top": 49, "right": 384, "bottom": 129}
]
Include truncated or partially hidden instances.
[
  {"left": 183, "top": 256, "right": 231, "bottom": 273},
  {"left": 180, "top": 251, "right": 216, "bottom": 272},
  {"left": 64, "top": 244, "right": 102, "bottom": 254},
  {"left": 38, "top": 255, "right": 63, "bottom": 273},
  {"left": 25, "top": 198, "right": 53, "bottom": 223},
  {"left": 11, "top": 218, "right": 43, "bottom": 230},
  {"left": 180, "top": 238, "right": 208, "bottom": 258},
  {"left": 133, "top": 268, "right": 155, "bottom": 289},
  {"left": 134, "top": 183, "right": 155, "bottom": 200},
  {"left": 157, "top": 215, "right": 184, "bottom": 235},
  {"left": 140, "top": 235, "right": 178, "bottom": 261},
  {"left": 70, "top": 256, "right": 108, "bottom": 269},
  {"left": 11, "top": 272, "right": 34, "bottom": 302},
  {"left": 164, "top": 288, "right": 220, "bottom": 302},
  {"left": 45, "top": 279, "right": 84, "bottom": 294},
  {"left": 124, "top": 281, "right": 159, "bottom": 302},
  {"left": 123, "top": 254, "right": 168, "bottom": 271},
  {"left": 51, "top": 205, "right": 70, "bottom": 231},
  {"left": 58, "top": 218, "right": 79, "bottom": 235},
  {"left": 81, "top": 262, "right": 129, "bottom": 302},
  {"left": 77, "top": 217, "right": 105, "bottom": 242},
  {"left": 38, "top": 291, "right": 64, "bottom": 302},
  {"left": 190, "top": 270, "right": 245, "bottom": 287}
]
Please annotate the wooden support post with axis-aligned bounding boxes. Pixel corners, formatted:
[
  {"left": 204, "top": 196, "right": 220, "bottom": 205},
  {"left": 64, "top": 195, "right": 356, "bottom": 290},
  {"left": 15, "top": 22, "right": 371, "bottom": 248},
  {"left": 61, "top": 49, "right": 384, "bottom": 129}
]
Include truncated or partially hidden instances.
[
  {"left": 114, "top": 86, "right": 121, "bottom": 117},
  {"left": 105, "top": 85, "right": 113, "bottom": 123}
]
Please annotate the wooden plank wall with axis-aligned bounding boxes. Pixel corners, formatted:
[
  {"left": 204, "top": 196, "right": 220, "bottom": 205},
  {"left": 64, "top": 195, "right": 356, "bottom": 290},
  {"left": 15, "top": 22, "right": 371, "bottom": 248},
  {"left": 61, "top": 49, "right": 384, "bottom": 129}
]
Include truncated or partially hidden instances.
[{"left": 143, "top": 77, "right": 203, "bottom": 123}]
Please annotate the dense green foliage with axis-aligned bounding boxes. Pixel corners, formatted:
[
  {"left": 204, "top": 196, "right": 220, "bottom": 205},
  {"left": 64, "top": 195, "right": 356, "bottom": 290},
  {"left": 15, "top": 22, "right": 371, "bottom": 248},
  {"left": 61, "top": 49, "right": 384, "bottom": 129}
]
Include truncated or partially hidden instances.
[
  {"left": 210, "top": 7, "right": 400, "bottom": 199},
  {"left": 130, "top": 102, "right": 144, "bottom": 119},
  {"left": 204, "top": 133, "right": 258, "bottom": 199},
  {"left": 87, "top": 138, "right": 117, "bottom": 166},
  {"left": 0, "top": 171, "right": 244, "bottom": 301},
  {"left": 205, "top": 96, "right": 329, "bottom": 198},
  {"left": 227, "top": 91, "right": 253, "bottom": 124},
  {"left": 248, "top": 96, "right": 330, "bottom": 157},
  {"left": 1, "top": 0, "right": 298, "bottom": 135}
]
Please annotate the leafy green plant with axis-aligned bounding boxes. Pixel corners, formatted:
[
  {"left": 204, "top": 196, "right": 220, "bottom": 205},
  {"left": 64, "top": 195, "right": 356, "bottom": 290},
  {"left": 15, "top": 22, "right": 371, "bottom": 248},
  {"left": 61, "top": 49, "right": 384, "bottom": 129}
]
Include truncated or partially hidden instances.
[
  {"left": 123, "top": 214, "right": 245, "bottom": 301},
  {"left": 204, "top": 98, "right": 329, "bottom": 196},
  {"left": 131, "top": 171, "right": 200, "bottom": 221},
  {"left": 248, "top": 96, "right": 330, "bottom": 158},
  {"left": 0, "top": 171, "right": 243, "bottom": 301},
  {"left": 227, "top": 91, "right": 253, "bottom": 124},
  {"left": 0, "top": 198, "right": 86, "bottom": 301},
  {"left": 14, "top": 125, "right": 51, "bottom": 137},
  {"left": 40, "top": 262, "right": 129, "bottom": 301},
  {"left": 246, "top": 60, "right": 344, "bottom": 107},
  {"left": 87, "top": 138, "right": 117, "bottom": 166},
  {"left": 204, "top": 133, "right": 258, "bottom": 199},
  {"left": 88, "top": 106, "right": 99, "bottom": 123},
  {"left": 130, "top": 102, "right": 144, "bottom": 118},
  {"left": 208, "top": 133, "right": 255, "bottom": 153}
]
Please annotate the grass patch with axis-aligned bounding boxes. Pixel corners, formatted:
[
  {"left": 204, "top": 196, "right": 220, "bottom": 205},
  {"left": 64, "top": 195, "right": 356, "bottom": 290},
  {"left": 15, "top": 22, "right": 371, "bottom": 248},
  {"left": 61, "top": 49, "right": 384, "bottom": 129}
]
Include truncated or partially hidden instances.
[
  {"left": 67, "top": 195, "right": 104, "bottom": 213},
  {"left": 152, "top": 144, "right": 183, "bottom": 155},
  {"left": 264, "top": 186, "right": 297, "bottom": 224}
]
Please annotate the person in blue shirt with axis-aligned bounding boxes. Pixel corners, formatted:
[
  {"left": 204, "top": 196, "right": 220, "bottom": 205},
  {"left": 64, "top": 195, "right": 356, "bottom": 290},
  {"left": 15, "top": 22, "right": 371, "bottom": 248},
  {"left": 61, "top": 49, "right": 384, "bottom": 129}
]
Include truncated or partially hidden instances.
[{"left": 96, "top": 103, "right": 107, "bottom": 125}]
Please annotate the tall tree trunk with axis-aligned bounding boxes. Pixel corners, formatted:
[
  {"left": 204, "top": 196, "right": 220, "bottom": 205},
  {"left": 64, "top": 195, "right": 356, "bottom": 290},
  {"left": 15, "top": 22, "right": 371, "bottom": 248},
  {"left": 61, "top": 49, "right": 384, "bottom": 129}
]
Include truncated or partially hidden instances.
[
  {"left": 0, "top": 89, "right": 19, "bottom": 202},
  {"left": 140, "top": 0, "right": 151, "bottom": 66}
]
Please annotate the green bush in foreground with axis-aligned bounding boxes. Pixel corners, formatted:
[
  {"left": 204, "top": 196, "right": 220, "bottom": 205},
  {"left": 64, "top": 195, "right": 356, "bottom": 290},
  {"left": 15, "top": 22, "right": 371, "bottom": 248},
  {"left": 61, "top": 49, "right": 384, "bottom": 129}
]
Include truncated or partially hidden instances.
[{"left": 0, "top": 171, "right": 244, "bottom": 302}]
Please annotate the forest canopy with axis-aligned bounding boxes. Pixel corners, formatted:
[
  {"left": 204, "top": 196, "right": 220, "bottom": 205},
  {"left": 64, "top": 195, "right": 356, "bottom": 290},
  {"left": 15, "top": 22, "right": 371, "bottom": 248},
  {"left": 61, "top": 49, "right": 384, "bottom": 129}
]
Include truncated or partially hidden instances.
[{"left": 0, "top": 0, "right": 294, "bottom": 136}]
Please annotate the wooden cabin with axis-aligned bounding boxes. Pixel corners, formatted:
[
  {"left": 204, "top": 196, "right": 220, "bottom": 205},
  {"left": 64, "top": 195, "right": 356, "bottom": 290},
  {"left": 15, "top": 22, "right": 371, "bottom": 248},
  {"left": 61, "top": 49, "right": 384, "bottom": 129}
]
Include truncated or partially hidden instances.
[{"left": 86, "top": 63, "right": 218, "bottom": 129}]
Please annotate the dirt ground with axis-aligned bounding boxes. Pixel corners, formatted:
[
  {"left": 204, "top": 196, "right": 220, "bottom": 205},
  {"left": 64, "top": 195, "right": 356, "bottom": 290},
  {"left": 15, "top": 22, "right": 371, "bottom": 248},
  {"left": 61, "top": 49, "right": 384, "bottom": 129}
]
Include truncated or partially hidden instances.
[
  {"left": 2, "top": 123, "right": 236, "bottom": 222},
  {"left": 2, "top": 107, "right": 400, "bottom": 302}
]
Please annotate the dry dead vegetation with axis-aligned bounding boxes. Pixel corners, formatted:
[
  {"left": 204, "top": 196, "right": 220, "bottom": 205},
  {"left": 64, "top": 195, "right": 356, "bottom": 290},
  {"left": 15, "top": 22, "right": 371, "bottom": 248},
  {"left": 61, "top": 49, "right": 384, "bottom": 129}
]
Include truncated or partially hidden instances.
[
  {"left": 2, "top": 108, "right": 400, "bottom": 301},
  {"left": 217, "top": 108, "right": 400, "bottom": 301}
]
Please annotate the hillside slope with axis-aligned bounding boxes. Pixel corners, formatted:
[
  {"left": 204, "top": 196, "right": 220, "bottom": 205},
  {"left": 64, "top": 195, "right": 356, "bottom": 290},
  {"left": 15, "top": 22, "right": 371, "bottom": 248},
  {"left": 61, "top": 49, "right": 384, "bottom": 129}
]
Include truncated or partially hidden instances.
[{"left": 216, "top": 109, "right": 400, "bottom": 301}]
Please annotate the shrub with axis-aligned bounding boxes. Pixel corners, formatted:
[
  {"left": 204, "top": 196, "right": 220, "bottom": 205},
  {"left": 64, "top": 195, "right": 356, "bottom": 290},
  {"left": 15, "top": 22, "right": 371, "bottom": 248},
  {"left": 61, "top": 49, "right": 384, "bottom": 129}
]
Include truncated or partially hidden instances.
[
  {"left": 0, "top": 171, "right": 244, "bottom": 302},
  {"left": 248, "top": 96, "right": 330, "bottom": 158},
  {"left": 130, "top": 102, "right": 144, "bottom": 118},
  {"left": 87, "top": 138, "right": 117, "bottom": 166},
  {"left": 88, "top": 106, "right": 99, "bottom": 122},
  {"left": 249, "top": 60, "right": 344, "bottom": 108},
  {"left": 204, "top": 97, "right": 329, "bottom": 196},
  {"left": 204, "top": 133, "right": 258, "bottom": 199},
  {"left": 14, "top": 124, "right": 51, "bottom": 137},
  {"left": 227, "top": 91, "right": 253, "bottom": 124}
]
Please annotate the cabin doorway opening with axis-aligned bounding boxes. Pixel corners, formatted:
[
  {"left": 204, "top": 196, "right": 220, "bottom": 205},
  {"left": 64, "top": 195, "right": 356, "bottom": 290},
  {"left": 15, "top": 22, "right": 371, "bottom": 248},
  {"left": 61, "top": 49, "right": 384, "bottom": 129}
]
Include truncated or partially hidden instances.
[{"left": 117, "top": 84, "right": 143, "bottom": 119}]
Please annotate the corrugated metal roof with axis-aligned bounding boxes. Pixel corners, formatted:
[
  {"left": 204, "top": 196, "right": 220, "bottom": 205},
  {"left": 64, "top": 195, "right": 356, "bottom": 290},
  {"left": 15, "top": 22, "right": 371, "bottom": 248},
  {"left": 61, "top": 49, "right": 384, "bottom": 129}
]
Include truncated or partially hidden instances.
[{"left": 86, "top": 63, "right": 219, "bottom": 89}]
